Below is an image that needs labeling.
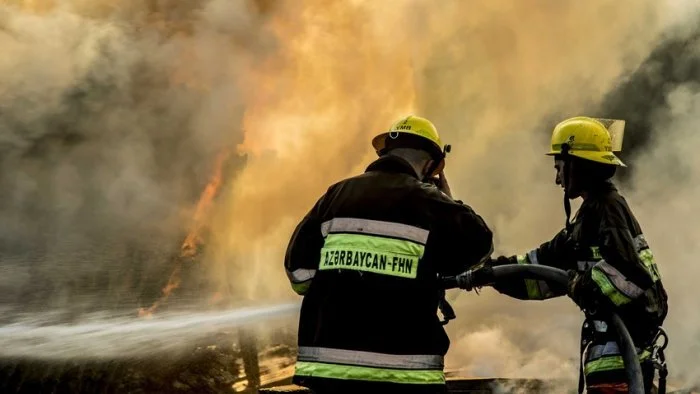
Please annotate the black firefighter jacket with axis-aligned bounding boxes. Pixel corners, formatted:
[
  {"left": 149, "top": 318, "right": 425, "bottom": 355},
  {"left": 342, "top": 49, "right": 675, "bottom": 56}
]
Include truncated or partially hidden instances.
[
  {"left": 491, "top": 181, "right": 668, "bottom": 387},
  {"left": 283, "top": 155, "right": 494, "bottom": 393}
]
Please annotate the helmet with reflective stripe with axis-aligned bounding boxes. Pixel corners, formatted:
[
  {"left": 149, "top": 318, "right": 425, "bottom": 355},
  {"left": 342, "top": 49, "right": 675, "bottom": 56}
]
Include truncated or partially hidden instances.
[
  {"left": 547, "top": 116, "right": 626, "bottom": 167},
  {"left": 372, "top": 115, "right": 449, "bottom": 174}
]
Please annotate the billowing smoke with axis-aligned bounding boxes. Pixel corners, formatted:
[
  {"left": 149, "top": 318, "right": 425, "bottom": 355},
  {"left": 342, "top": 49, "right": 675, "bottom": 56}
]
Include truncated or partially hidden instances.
[
  {"left": 1, "top": 0, "right": 699, "bottom": 389},
  {"left": 0, "top": 0, "right": 261, "bottom": 314},
  {"left": 596, "top": 11, "right": 700, "bottom": 387}
]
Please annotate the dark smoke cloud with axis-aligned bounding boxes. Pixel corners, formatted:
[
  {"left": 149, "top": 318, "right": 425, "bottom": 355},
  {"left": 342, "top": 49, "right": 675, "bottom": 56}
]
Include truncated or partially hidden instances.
[
  {"left": 571, "top": 9, "right": 700, "bottom": 387},
  {"left": 0, "top": 1, "right": 260, "bottom": 315},
  {"left": 596, "top": 12, "right": 700, "bottom": 169}
]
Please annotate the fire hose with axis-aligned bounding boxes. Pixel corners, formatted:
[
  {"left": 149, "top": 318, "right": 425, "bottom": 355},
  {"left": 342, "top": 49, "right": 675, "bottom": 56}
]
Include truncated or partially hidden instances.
[{"left": 441, "top": 264, "right": 645, "bottom": 394}]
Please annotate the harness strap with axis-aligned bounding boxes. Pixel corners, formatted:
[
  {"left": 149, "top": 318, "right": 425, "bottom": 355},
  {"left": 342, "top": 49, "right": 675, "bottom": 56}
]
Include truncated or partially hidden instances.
[
  {"left": 578, "top": 321, "right": 670, "bottom": 394},
  {"left": 651, "top": 328, "right": 669, "bottom": 394},
  {"left": 578, "top": 320, "right": 592, "bottom": 394},
  {"left": 437, "top": 289, "right": 455, "bottom": 325}
]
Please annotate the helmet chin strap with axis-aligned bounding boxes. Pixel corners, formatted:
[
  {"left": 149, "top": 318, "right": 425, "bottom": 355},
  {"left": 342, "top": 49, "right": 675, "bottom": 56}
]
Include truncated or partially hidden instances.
[{"left": 561, "top": 144, "right": 573, "bottom": 234}]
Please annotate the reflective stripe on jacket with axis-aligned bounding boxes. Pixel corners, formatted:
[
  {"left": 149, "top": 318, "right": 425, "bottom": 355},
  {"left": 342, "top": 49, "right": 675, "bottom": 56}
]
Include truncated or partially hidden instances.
[{"left": 295, "top": 346, "right": 445, "bottom": 384}]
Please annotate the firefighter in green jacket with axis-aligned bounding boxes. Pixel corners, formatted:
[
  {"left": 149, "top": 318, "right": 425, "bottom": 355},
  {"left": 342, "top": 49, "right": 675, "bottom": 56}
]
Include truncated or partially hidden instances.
[{"left": 481, "top": 116, "right": 668, "bottom": 393}]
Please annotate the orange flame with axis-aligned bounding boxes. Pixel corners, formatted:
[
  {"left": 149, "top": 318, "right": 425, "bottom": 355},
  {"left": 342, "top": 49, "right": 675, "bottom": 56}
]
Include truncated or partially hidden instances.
[{"left": 138, "top": 148, "right": 231, "bottom": 318}]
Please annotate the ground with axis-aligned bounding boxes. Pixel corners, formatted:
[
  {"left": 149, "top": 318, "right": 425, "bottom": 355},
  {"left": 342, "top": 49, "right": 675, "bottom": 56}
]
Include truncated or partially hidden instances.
[{"left": 0, "top": 337, "right": 296, "bottom": 394}]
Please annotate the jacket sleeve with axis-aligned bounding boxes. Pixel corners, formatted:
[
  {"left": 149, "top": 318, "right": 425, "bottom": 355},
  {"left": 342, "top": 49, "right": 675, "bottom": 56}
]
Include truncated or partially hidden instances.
[
  {"left": 578, "top": 202, "right": 655, "bottom": 307},
  {"left": 283, "top": 194, "right": 327, "bottom": 296},
  {"left": 437, "top": 202, "right": 494, "bottom": 277},
  {"left": 491, "top": 229, "right": 571, "bottom": 300}
]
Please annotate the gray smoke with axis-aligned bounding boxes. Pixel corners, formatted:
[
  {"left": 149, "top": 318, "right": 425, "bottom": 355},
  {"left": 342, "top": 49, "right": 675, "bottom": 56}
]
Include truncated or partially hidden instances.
[
  {"left": 435, "top": 2, "right": 700, "bottom": 390},
  {"left": 0, "top": 1, "right": 260, "bottom": 314},
  {"left": 579, "top": 10, "right": 700, "bottom": 388},
  {"left": 598, "top": 13, "right": 700, "bottom": 169},
  {"left": 2, "top": 1, "right": 700, "bottom": 390}
]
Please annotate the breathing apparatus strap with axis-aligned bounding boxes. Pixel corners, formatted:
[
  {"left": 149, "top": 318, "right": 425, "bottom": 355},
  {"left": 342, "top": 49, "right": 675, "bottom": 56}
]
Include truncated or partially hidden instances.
[{"left": 561, "top": 144, "right": 573, "bottom": 234}]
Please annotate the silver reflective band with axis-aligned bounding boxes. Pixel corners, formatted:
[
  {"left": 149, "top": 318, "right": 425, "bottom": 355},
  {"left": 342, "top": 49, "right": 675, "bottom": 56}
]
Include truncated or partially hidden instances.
[
  {"left": 577, "top": 261, "right": 597, "bottom": 271},
  {"left": 321, "top": 218, "right": 430, "bottom": 244},
  {"left": 586, "top": 340, "right": 642, "bottom": 362},
  {"left": 595, "top": 261, "right": 644, "bottom": 298},
  {"left": 587, "top": 341, "right": 621, "bottom": 361},
  {"left": 536, "top": 279, "right": 552, "bottom": 298},
  {"left": 527, "top": 250, "right": 539, "bottom": 265},
  {"left": 633, "top": 234, "right": 649, "bottom": 252},
  {"left": 593, "top": 320, "right": 608, "bottom": 333},
  {"left": 297, "top": 346, "right": 444, "bottom": 370},
  {"left": 286, "top": 268, "right": 316, "bottom": 283}
]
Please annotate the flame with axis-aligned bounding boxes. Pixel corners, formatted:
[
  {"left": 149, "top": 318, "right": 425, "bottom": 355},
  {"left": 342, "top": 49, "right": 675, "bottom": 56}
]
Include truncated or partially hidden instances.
[
  {"left": 138, "top": 148, "right": 231, "bottom": 317},
  {"left": 10, "top": 0, "right": 55, "bottom": 13},
  {"left": 208, "top": 0, "right": 419, "bottom": 301},
  {"left": 181, "top": 149, "right": 231, "bottom": 258}
]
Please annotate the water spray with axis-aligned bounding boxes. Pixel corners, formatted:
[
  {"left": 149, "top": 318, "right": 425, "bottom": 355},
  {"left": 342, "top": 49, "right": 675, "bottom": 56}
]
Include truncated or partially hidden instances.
[{"left": 0, "top": 303, "right": 300, "bottom": 360}]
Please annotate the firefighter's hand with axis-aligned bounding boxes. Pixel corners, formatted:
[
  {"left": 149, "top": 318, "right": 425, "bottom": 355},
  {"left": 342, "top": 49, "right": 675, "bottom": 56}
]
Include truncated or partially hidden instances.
[
  {"left": 489, "top": 255, "right": 512, "bottom": 267},
  {"left": 456, "top": 262, "right": 497, "bottom": 290},
  {"left": 470, "top": 265, "right": 495, "bottom": 288},
  {"left": 471, "top": 256, "right": 512, "bottom": 288},
  {"left": 567, "top": 270, "right": 588, "bottom": 310},
  {"left": 438, "top": 170, "right": 453, "bottom": 198}
]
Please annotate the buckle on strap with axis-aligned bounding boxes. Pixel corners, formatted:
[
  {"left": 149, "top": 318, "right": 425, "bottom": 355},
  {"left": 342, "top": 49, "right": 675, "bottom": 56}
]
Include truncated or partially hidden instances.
[
  {"left": 650, "top": 327, "right": 669, "bottom": 394},
  {"left": 651, "top": 327, "right": 669, "bottom": 367}
]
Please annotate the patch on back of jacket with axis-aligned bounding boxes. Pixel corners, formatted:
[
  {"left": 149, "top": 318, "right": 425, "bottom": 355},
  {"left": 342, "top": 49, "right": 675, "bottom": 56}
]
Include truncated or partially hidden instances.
[
  {"left": 318, "top": 218, "right": 428, "bottom": 279},
  {"left": 320, "top": 247, "right": 419, "bottom": 278}
]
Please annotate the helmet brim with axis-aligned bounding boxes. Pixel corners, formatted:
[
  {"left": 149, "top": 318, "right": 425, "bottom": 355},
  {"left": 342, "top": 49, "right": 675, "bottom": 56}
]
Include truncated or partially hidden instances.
[
  {"left": 373, "top": 132, "right": 447, "bottom": 175},
  {"left": 546, "top": 150, "right": 626, "bottom": 167},
  {"left": 372, "top": 132, "right": 389, "bottom": 152}
]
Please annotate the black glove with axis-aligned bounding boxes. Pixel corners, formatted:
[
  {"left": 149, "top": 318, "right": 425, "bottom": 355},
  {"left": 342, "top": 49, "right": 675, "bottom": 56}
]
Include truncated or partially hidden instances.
[
  {"left": 470, "top": 256, "right": 515, "bottom": 288},
  {"left": 567, "top": 270, "right": 585, "bottom": 308},
  {"left": 567, "top": 270, "right": 605, "bottom": 313},
  {"left": 470, "top": 265, "right": 495, "bottom": 288},
  {"left": 489, "top": 255, "right": 513, "bottom": 267}
]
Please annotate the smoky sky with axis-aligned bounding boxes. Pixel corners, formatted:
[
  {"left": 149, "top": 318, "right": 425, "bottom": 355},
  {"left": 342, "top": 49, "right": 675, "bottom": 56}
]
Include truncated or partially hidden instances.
[
  {"left": 0, "top": 1, "right": 258, "bottom": 314},
  {"left": 1, "top": 2, "right": 699, "bottom": 387},
  {"left": 594, "top": 13, "right": 700, "bottom": 171}
]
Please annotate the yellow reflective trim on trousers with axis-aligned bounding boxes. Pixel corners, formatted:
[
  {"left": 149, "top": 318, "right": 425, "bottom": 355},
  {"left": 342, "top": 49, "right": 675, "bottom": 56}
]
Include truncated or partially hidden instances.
[
  {"left": 517, "top": 255, "right": 543, "bottom": 299},
  {"left": 591, "top": 268, "right": 631, "bottom": 306},
  {"left": 294, "top": 361, "right": 445, "bottom": 385},
  {"left": 639, "top": 249, "right": 661, "bottom": 282},
  {"left": 319, "top": 234, "right": 423, "bottom": 279},
  {"left": 584, "top": 350, "right": 651, "bottom": 375}
]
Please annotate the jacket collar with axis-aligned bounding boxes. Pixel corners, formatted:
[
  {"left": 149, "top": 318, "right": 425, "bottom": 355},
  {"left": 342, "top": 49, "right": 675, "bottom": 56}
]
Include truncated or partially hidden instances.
[
  {"left": 585, "top": 180, "right": 617, "bottom": 197},
  {"left": 365, "top": 155, "right": 419, "bottom": 179}
]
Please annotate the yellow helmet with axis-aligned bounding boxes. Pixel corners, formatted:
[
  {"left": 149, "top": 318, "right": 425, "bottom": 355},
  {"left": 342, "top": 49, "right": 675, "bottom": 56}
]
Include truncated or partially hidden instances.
[
  {"left": 547, "top": 116, "right": 626, "bottom": 167},
  {"left": 372, "top": 115, "right": 449, "bottom": 174}
]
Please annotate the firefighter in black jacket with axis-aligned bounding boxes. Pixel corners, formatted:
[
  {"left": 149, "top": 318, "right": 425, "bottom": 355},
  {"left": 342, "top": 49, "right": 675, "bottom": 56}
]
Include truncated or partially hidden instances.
[
  {"left": 480, "top": 116, "right": 668, "bottom": 394},
  {"left": 283, "top": 115, "right": 494, "bottom": 394}
]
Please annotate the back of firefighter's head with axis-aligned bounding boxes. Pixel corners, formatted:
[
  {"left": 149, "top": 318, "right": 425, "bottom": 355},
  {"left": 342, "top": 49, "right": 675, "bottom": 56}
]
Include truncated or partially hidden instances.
[
  {"left": 547, "top": 116, "right": 626, "bottom": 198},
  {"left": 371, "top": 115, "right": 448, "bottom": 181}
]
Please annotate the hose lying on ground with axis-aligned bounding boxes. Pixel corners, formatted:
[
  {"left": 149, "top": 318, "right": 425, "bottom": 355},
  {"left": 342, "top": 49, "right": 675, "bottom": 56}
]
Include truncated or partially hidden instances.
[{"left": 441, "top": 264, "right": 645, "bottom": 394}]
